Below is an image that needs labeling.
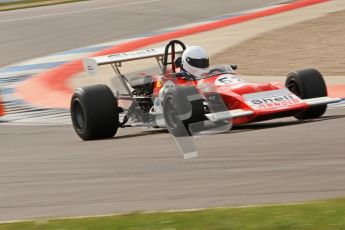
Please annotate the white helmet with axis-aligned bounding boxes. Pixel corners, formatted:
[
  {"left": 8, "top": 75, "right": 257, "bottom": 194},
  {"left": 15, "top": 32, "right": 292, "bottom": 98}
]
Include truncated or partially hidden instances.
[{"left": 181, "top": 46, "right": 209, "bottom": 79}]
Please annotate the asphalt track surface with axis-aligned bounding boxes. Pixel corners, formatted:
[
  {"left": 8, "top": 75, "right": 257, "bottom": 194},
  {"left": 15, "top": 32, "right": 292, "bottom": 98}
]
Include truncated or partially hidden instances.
[
  {"left": 0, "top": 0, "right": 280, "bottom": 67},
  {"left": 1, "top": 0, "right": 345, "bottom": 222},
  {"left": 0, "top": 109, "right": 344, "bottom": 221}
]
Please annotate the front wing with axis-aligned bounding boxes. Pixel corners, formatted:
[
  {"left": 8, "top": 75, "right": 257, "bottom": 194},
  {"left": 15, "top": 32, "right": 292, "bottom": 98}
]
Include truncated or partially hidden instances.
[{"left": 205, "top": 96, "right": 341, "bottom": 122}]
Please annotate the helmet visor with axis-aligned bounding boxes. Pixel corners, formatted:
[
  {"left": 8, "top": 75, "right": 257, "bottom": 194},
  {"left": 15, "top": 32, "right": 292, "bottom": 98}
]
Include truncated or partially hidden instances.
[{"left": 186, "top": 57, "right": 210, "bottom": 68}]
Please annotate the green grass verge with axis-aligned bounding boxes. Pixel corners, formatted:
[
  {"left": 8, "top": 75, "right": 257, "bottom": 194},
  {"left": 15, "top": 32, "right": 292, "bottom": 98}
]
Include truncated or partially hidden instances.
[
  {"left": 0, "top": 0, "right": 87, "bottom": 11},
  {"left": 1, "top": 199, "right": 345, "bottom": 230}
]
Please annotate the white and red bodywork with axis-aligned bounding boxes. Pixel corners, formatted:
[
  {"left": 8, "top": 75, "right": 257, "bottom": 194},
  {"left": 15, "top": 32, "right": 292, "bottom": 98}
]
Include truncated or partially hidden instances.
[{"left": 152, "top": 72, "right": 336, "bottom": 125}]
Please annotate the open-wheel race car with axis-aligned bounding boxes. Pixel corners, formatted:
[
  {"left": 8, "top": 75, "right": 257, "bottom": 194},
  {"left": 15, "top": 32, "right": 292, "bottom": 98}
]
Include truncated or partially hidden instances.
[
  {"left": 0, "top": 94, "right": 4, "bottom": 118},
  {"left": 71, "top": 40, "right": 341, "bottom": 140}
]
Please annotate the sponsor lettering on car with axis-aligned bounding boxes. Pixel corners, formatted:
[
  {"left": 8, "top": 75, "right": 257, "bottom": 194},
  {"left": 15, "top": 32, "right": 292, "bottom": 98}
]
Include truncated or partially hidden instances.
[{"left": 244, "top": 88, "right": 303, "bottom": 110}]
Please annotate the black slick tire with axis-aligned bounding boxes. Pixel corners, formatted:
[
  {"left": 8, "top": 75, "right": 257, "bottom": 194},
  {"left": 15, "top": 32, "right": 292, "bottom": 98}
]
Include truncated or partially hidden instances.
[
  {"left": 163, "top": 86, "right": 205, "bottom": 137},
  {"left": 286, "top": 68, "right": 327, "bottom": 120},
  {"left": 71, "top": 84, "right": 119, "bottom": 140}
]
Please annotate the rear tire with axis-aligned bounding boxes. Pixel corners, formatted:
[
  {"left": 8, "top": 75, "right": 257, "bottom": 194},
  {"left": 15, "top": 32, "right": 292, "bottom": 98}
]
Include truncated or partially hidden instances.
[
  {"left": 71, "top": 84, "right": 119, "bottom": 140},
  {"left": 286, "top": 68, "right": 327, "bottom": 120},
  {"left": 163, "top": 86, "right": 205, "bottom": 137}
]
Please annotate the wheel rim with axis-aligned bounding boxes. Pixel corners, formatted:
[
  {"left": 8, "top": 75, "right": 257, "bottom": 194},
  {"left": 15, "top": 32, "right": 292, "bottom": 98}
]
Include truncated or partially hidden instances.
[
  {"left": 286, "top": 78, "right": 302, "bottom": 97},
  {"left": 165, "top": 96, "right": 179, "bottom": 129},
  {"left": 73, "top": 100, "right": 85, "bottom": 130}
]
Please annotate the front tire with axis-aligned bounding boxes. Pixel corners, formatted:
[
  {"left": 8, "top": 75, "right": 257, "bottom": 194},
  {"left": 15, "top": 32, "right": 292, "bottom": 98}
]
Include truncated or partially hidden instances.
[
  {"left": 71, "top": 84, "right": 119, "bottom": 140},
  {"left": 162, "top": 86, "right": 205, "bottom": 137},
  {"left": 286, "top": 68, "right": 327, "bottom": 120}
]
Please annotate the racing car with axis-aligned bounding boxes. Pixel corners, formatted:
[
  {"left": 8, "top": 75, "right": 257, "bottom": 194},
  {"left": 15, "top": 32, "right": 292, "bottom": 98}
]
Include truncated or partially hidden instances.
[
  {"left": 0, "top": 94, "right": 4, "bottom": 118},
  {"left": 71, "top": 40, "right": 341, "bottom": 140}
]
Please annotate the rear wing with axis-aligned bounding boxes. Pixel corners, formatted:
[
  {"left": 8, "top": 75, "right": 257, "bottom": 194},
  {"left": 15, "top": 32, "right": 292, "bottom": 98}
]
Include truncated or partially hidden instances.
[{"left": 83, "top": 46, "right": 184, "bottom": 75}]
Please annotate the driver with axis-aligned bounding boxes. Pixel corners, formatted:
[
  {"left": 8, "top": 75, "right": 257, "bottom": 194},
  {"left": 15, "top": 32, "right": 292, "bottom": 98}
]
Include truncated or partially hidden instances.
[{"left": 177, "top": 46, "right": 210, "bottom": 80}]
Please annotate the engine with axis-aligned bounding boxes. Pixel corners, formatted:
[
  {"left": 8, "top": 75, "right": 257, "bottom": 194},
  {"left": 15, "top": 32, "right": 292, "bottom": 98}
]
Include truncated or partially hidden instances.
[{"left": 129, "top": 74, "right": 154, "bottom": 114}]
